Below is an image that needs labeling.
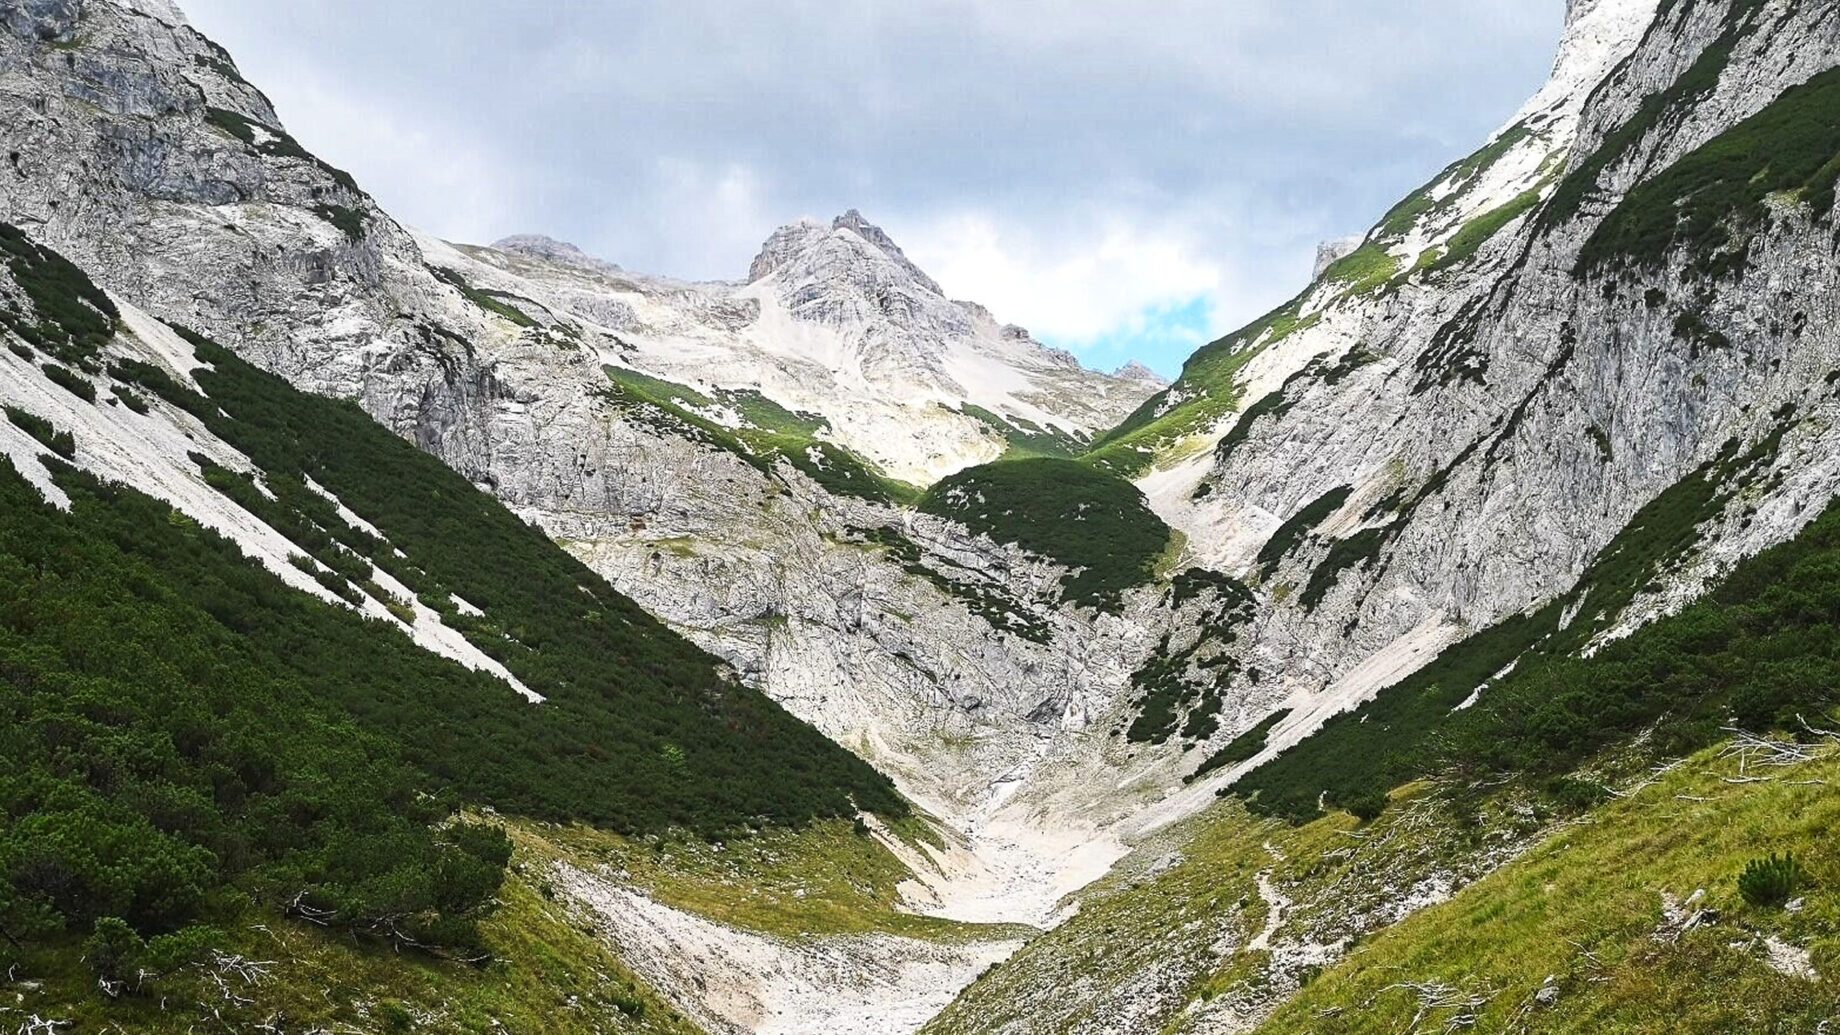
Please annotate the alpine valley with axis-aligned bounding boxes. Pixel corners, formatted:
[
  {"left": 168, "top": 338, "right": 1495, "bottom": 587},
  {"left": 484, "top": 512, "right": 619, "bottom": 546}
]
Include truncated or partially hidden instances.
[{"left": 2, "top": 0, "right": 1839, "bottom": 1032}]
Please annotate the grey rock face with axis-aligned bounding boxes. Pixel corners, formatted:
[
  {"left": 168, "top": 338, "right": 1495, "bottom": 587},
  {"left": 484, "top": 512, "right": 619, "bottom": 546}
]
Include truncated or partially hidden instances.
[
  {"left": 1143, "top": 0, "right": 1840, "bottom": 768},
  {"left": 1312, "top": 235, "right": 1364, "bottom": 279},
  {"left": 3, "top": 0, "right": 82, "bottom": 42},
  {"left": 491, "top": 233, "right": 622, "bottom": 273}
]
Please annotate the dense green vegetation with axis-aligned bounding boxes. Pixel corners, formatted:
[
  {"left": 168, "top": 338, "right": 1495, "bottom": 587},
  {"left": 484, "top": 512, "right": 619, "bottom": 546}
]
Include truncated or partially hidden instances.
[
  {"left": 720, "top": 387, "right": 830, "bottom": 437},
  {"left": 1540, "top": 0, "right": 1770, "bottom": 234},
  {"left": 1738, "top": 853, "right": 1805, "bottom": 909},
  {"left": 1232, "top": 421, "right": 1806, "bottom": 822},
  {"left": 39, "top": 361, "right": 95, "bottom": 401},
  {"left": 11, "top": 824, "right": 708, "bottom": 1034},
  {"left": 1125, "top": 571, "right": 1256, "bottom": 744},
  {"left": 919, "top": 458, "right": 1172, "bottom": 611},
  {"left": 1579, "top": 65, "right": 1840, "bottom": 279},
  {"left": 0, "top": 222, "right": 118, "bottom": 369},
  {"left": 0, "top": 455, "right": 516, "bottom": 964},
  {"left": 599, "top": 366, "right": 917, "bottom": 505},
  {"left": 111, "top": 332, "right": 906, "bottom": 836}
]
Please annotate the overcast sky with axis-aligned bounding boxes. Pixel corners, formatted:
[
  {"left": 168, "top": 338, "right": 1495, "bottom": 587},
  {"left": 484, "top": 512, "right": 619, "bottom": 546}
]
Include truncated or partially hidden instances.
[{"left": 178, "top": 1, "right": 1563, "bottom": 376}]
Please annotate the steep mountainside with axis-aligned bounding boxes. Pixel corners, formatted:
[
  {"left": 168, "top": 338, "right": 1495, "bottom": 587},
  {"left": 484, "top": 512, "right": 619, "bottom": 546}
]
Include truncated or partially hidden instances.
[
  {"left": 1101, "top": 0, "right": 1840, "bottom": 800},
  {"left": 0, "top": 217, "right": 922, "bottom": 1030},
  {"left": 918, "top": 0, "right": 1840, "bottom": 1028}
]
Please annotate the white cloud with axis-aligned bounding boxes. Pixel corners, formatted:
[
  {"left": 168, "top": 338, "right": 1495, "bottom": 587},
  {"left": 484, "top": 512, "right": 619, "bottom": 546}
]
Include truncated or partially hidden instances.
[
  {"left": 900, "top": 212, "right": 1221, "bottom": 340},
  {"left": 177, "top": 0, "right": 1567, "bottom": 366}
]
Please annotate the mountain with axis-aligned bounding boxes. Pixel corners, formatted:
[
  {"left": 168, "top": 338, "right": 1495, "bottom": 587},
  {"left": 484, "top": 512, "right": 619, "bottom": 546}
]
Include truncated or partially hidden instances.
[
  {"left": 6, "top": 0, "right": 1840, "bottom": 1032},
  {"left": 458, "top": 209, "right": 1162, "bottom": 486},
  {"left": 0, "top": 217, "right": 914, "bottom": 1029}
]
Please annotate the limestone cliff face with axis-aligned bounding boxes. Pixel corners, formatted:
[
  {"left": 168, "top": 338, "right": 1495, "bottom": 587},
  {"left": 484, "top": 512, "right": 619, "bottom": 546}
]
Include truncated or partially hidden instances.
[{"left": 1138, "top": 0, "right": 1840, "bottom": 778}]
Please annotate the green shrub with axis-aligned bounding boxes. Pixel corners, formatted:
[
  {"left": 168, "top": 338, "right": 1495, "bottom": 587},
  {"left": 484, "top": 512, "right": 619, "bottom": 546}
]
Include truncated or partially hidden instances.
[
  {"left": 41, "top": 361, "right": 96, "bottom": 401},
  {"left": 1188, "top": 708, "right": 1292, "bottom": 782},
  {"left": 0, "top": 222, "right": 118, "bottom": 367},
  {"left": 83, "top": 917, "right": 146, "bottom": 986},
  {"left": 919, "top": 457, "right": 1171, "bottom": 611},
  {"left": 1255, "top": 485, "right": 1351, "bottom": 576},
  {"left": 1339, "top": 790, "right": 1388, "bottom": 823},
  {"left": 1738, "top": 853, "right": 1804, "bottom": 908},
  {"left": 4, "top": 404, "right": 75, "bottom": 458}
]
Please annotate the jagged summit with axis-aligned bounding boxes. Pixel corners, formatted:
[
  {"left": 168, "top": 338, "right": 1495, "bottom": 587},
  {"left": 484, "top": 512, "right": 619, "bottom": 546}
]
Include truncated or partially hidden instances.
[
  {"left": 748, "top": 208, "right": 945, "bottom": 295},
  {"left": 1113, "top": 360, "right": 1168, "bottom": 386}
]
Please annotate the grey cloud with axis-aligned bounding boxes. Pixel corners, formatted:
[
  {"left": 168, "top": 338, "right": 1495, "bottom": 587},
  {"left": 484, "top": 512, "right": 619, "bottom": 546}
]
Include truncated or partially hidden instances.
[{"left": 177, "top": 0, "right": 1560, "bottom": 328}]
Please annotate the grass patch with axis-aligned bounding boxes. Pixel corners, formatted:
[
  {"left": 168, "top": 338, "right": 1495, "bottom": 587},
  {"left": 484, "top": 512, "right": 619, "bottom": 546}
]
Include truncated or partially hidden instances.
[
  {"left": 1320, "top": 244, "right": 1401, "bottom": 297},
  {"left": 958, "top": 402, "right": 1085, "bottom": 459},
  {"left": 1417, "top": 188, "right": 1544, "bottom": 276},
  {"left": 431, "top": 265, "right": 541, "bottom": 328},
  {"left": 1085, "top": 294, "right": 1318, "bottom": 477},
  {"left": 540, "top": 817, "right": 1015, "bottom": 944}
]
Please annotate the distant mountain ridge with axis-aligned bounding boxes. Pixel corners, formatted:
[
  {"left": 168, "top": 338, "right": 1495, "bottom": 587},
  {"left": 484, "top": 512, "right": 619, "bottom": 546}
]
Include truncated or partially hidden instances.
[{"left": 459, "top": 207, "right": 1162, "bottom": 486}]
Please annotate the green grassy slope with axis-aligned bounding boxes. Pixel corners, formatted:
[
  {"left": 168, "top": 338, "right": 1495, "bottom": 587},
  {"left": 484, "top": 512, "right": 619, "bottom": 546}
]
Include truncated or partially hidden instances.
[
  {"left": 600, "top": 365, "right": 920, "bottom": 505},
  {"left": 1255, "top": 740, "right": 1840, "bottom": 1034}
]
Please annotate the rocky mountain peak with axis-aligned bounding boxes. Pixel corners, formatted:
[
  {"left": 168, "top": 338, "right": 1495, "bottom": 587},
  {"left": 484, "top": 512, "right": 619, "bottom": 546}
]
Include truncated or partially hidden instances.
[
  {"left": 748, "top": 209, "right": 944, "bottom": 296},
  {"left": 492, "top": 233, "right": 621, "bottom": 273},
  {"left": 1113, "top": 360, "right": 1168, "bottom": 387}
]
